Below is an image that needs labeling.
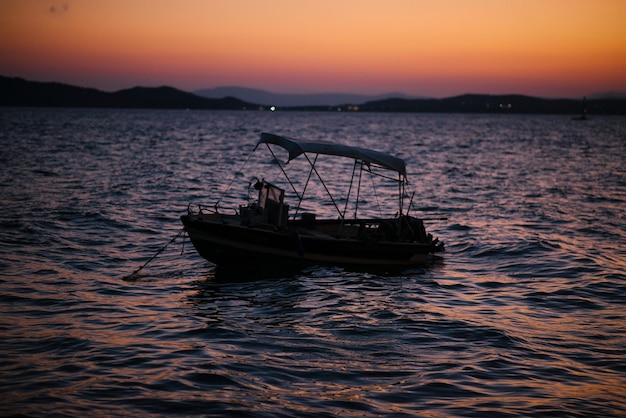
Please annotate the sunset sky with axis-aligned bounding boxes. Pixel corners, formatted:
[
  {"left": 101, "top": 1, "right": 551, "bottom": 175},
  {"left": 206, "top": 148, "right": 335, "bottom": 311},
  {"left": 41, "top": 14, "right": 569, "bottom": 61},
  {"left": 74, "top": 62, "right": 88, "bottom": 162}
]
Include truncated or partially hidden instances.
[{"left": 1, "top": 0, "right": 625, "bottom": 98}]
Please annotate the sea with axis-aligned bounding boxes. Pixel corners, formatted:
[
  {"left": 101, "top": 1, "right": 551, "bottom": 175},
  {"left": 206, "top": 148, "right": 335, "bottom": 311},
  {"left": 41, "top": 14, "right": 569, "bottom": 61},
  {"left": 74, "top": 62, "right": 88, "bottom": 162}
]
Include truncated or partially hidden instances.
[{"left": 1, "top": 108, "right": 625, "bottom": 417}]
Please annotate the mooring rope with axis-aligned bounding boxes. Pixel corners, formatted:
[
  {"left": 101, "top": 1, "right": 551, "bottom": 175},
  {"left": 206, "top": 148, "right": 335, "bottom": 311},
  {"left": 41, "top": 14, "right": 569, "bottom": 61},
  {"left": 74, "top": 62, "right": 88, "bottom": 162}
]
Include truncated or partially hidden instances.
[{"left": 123, "top": 228, "right": 186, "bottom": 280}]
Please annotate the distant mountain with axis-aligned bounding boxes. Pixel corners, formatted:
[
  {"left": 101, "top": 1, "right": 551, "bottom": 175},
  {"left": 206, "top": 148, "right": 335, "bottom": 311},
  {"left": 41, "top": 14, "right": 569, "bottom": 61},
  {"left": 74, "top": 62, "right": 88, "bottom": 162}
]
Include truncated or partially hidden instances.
[
  {"left": 354, "top": 94, "right": 626, "bottom": 115},
  {"left": 0, "top": 76, "right": 256, "bottom": 109},
  {"left": 111, "top": 86, "right": 252, "bottom": 109},
  {"left": 2, "top": 75, "right": 625, "bottom": 114},
  {"left": 195, "top": 86, "right": 422, "bottom": 107},
  {"left": 587, "top": 92, "right": 626, "bottom": 100}
]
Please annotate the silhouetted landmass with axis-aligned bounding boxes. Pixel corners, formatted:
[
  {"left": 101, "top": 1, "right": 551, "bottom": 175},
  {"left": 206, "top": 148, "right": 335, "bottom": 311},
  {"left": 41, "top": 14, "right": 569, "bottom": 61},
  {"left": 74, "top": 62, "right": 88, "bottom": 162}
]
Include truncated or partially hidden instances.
[
  {"left": 196, "top": 86, "right": 422, "bottom": 107},
  {"left": 112, "top": 86, "right": 252, "bottom": 109},
  {"left": 2, "top": 75, "right": 625, "bottom": 114},
  {"left": 293, "top": 95, "right": 625, "bottom": 114},
  {"left": 0, "top": 76, "right": 255, "bottom": 109},
  {"left": 351, "top": 95, "right": 626, "bottom": 114}
]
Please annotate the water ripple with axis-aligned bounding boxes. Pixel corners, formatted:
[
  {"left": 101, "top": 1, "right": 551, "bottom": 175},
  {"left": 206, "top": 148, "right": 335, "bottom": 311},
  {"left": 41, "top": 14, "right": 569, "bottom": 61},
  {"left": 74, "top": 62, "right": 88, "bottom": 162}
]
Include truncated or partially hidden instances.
[{"left": 1, "top": 110, "right": 625, "bottom": 416}]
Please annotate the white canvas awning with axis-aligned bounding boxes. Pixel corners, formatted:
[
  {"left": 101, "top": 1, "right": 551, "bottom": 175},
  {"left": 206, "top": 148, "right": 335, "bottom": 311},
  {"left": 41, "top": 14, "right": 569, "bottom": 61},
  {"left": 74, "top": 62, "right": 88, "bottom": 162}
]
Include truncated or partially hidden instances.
[{"left": 257, "top": 133, "right": 407, "bottom": 176}]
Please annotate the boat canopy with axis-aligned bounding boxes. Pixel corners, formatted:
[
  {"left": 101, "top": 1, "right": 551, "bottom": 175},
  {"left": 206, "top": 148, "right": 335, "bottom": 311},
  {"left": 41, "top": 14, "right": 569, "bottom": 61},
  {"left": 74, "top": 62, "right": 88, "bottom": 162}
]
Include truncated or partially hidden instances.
[{"left": 257, "top": 133, "right": 407, "bottom": 177}]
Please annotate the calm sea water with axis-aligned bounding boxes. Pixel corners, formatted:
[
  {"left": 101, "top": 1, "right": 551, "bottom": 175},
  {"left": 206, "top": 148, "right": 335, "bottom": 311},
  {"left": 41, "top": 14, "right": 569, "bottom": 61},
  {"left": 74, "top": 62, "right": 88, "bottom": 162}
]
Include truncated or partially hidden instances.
[{"left": 1, "top": 108, "right": 625, "bottom": 417}]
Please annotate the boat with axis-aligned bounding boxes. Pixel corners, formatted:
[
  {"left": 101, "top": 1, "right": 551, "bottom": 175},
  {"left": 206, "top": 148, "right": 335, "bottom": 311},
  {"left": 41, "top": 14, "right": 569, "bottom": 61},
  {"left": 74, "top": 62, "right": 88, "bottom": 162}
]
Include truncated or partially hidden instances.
[
  {"left": 573, "top": 96, "right": 589, "bottom": 120},
  {"left": 181, "top": 133, "right": 444, "bottom": 271}
]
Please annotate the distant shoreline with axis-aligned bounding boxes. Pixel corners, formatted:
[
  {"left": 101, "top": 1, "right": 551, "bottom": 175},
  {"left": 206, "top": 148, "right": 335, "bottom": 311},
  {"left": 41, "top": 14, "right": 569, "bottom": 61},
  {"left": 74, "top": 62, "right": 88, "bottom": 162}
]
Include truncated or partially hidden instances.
[{"left": 2, "top": 75, "right": 625, "bottom": 114}]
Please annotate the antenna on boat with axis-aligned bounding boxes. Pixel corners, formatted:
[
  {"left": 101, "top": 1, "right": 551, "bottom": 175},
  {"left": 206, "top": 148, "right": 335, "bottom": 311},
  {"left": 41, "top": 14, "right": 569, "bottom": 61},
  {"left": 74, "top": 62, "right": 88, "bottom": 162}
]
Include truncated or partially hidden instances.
[{"left": 214, "top": 147, "right": 256, "bottom": 211}]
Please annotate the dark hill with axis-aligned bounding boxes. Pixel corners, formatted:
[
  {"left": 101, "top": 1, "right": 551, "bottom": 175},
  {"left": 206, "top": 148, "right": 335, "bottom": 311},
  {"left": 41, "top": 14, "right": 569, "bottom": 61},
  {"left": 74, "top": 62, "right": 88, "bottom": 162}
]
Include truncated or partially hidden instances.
[
  {"left": 195, "top": 86, "right": 422, "bottom": 107},
  {"left": 1, "top": 76, "right": 113, "bottom": 107},
  {"left": 356, "top": 94, "right": 625, "bottom": 114},
  {"left": 2, "top": 75, "right": 625, "bottom": 114},
  {"left": 111, "top": 86, "right": 252, "bottom": 109},
  {"left": 0, "top": 76, "right": 256, "bottom": 109}
]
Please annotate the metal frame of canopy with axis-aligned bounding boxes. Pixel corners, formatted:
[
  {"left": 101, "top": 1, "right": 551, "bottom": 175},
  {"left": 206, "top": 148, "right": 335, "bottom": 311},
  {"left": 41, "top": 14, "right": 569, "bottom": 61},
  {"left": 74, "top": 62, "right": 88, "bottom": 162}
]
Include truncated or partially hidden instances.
[
  {"left": 255, "top": 133, "right": 410, "bottom": 221},
  {"left": 256, "top": 133, "right": 407, "bottom": 176},
  {"left": 213, "top": 133, "right": 411, "bottom": 221}
]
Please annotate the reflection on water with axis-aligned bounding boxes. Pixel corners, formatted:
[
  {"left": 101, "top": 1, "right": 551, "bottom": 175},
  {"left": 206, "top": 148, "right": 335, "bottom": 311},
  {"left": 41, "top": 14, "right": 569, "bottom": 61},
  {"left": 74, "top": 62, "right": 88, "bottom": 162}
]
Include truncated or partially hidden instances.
[{"left": 1, "top": 109, "right": 625, "bottom": 416}]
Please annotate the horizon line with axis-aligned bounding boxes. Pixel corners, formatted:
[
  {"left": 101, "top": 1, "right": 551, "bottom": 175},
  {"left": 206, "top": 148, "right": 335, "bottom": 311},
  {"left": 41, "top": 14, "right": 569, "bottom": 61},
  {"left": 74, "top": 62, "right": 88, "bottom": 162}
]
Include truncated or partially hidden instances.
[{"left": 4, "top": 74, "right": 624, "bottom": 101}]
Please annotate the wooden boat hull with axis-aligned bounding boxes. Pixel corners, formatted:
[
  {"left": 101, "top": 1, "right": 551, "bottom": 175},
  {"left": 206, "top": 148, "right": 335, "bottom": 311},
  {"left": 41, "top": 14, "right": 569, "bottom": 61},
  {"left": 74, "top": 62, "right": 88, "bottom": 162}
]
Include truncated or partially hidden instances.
[{"left": 181, "top": 214, "right": 440, "bottom": 268}]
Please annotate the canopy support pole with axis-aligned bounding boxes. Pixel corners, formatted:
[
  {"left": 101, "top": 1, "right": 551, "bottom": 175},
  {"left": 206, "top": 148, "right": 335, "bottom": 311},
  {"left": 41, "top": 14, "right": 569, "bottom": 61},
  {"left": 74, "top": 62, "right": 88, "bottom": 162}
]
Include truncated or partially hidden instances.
[
  {"left": 264, "top": 143, "right": 301, "bottom": 201},
  {"left": 343, "top": 160, "right": 359, "bottom": 220},
  {"left": 294, "top": 153, "right": 318, "bottom": 219},
  {"left": 354, "top": 162, "right": 364, "bottom": 219},
  {"left": 399, "top": 173, "right": 403, "bottom": 216},
  {"left": 304, "top": 153, "right": 343, "bottom": 219}
]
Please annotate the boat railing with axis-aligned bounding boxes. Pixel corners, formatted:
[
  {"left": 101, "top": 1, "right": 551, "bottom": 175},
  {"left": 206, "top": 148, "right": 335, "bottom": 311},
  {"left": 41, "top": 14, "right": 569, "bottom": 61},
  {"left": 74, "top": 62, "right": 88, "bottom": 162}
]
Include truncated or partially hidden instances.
[{"left": 187, "top": 203, "right": 221, "bottom": 216}]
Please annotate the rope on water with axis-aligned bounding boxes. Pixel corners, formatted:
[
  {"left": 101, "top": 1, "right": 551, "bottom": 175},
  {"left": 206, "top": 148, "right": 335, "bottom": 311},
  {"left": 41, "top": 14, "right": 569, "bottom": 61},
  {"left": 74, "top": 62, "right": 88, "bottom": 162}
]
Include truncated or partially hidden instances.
[{"left": 123, "top": 228, "right": 186, "bottom": 280}]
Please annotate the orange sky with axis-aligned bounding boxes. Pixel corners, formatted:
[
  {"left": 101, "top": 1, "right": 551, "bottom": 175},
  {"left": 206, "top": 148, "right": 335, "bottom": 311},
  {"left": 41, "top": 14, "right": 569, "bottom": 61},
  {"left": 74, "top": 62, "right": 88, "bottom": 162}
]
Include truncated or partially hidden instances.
[{"left": 1, "top": 0, "right": 625, "bottom": 97}]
